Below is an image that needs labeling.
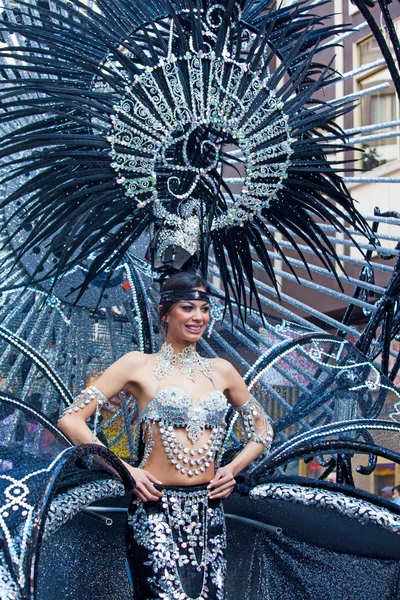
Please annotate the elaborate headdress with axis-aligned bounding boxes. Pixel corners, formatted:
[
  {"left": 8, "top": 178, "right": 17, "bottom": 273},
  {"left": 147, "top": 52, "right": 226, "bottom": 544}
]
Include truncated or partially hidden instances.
[{"left": 0, "top": 0, "right": 368, "bottom": 317}]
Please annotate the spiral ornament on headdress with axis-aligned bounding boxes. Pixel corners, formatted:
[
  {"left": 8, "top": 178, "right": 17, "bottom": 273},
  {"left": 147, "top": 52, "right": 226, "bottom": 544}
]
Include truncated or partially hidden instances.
[{"left": 108, "top": 51, "right": 292, "bottom": 230}]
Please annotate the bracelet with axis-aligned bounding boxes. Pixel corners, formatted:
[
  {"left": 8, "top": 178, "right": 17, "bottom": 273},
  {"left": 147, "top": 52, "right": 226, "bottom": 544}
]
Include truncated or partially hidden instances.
[
  {"left": 234, "top": 395, "right": 273, "bottom": 453},
  {"left": 58, "top": 385, "right": 108, "bottom": 442}
]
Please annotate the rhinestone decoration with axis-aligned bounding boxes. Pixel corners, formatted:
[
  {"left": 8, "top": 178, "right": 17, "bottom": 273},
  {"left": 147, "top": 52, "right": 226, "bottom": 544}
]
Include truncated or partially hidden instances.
[
  {"left": 153, "top": 343, "right": 215, "bottom": 383},
  {"left": 128, "top": 488, "right": 226, "bottom": 599},
  {"left": 138, "top": 387, "right": 228, "bottom": 473},
  {"left": 58, "top": 385, "right": 108, "bottom": 442},
  {"left": 251, "top": 483, "right": 400, "bottom": 535},
  {"left": 0, "top": 449, "right": 71, "bottom": 590},
  {"left": 43, "top": 479, "right": 125, "bottom": 537},
  {"left": 234, "top": 395, "right": 274, "bottom": 453},
  {"left": 139, "top": 343, "right": 228, "bottom": 472},
  {"left": 108, "top": 46, "right": 293, "bottom": 247}
]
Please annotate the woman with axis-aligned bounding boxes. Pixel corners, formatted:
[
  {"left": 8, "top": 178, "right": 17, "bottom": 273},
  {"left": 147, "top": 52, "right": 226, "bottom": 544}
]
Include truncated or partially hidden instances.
[{"left": 58, "top": 272, "right": 273, "bottom": 600}]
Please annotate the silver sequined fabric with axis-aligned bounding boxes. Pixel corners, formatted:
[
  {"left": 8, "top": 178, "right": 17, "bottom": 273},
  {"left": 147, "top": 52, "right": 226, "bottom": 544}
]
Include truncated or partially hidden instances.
[{"left": 126, "top": 486, "right": 226, "bottom": 599}]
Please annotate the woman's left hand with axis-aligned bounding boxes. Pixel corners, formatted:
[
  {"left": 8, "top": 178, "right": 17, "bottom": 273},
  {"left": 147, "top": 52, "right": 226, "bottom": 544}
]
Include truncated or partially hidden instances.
[{"left": 207, "top": 466, "right": 236, "bottom": 499}]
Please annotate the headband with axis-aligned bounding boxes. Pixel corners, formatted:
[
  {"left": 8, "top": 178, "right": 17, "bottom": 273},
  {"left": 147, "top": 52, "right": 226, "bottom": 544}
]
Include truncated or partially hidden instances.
[{"left": 159, "top": 289, "right": 210, "bottom": 305}]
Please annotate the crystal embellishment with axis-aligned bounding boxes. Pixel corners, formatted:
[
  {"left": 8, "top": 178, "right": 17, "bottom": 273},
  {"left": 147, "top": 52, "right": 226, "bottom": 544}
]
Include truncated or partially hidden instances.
[
  {"left": 138, "top": 387, "right": 228, "bottom": 472},
  {"left": 107, "top": 38, "right": 293, "bottom": 266},
  {"left": 153, "top": 343, "right": 214, "bottom": 383},
  {"left": 137, "top": 344, "right": 228, "bottom": 473},
  {"left": 234, "top": 395, "right": 274, "bottom": 453}
]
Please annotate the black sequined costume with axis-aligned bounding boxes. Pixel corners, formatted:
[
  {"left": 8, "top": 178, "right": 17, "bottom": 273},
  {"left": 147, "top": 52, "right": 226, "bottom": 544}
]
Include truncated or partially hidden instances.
[{"left": 126, "top": 484, "right": 226, "bottom": 600}]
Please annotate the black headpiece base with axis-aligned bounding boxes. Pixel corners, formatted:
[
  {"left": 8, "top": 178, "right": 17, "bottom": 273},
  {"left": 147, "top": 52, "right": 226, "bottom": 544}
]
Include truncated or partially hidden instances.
[{"left": 159, "top": 290, "right": 210, "bottom": 305}]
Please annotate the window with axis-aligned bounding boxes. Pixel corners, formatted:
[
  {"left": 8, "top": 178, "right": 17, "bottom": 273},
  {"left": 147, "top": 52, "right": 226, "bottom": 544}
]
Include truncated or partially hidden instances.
[
  {"left": 348, "top": 1, "right": 360, "bottom": 17},
  {"left": 359, "top": 35, "right": 382, "bottom": 66},
  {"left": 356, "top": 29, "right": 400, "bottom": 170},
  {"left": 349, "top": 0, "right": 377, "bottom": 16}
]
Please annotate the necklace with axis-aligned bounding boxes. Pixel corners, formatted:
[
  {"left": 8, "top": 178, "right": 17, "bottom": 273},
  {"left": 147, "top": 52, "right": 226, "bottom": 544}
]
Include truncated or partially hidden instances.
[{"left": 153, "top": 342, "right": 214, "bottom": 383}]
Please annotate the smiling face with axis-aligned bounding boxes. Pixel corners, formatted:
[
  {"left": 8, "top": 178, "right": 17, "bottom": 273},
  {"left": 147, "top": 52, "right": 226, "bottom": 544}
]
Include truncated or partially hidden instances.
[{"left": 161, "top": 287, "right": 211, "bottom": 344}]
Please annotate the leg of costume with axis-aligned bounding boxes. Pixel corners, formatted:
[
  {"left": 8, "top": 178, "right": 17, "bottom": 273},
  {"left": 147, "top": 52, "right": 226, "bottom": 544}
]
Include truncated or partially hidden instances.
[{"left": 125, "top": 484, "right": 226, "bottom": 600}]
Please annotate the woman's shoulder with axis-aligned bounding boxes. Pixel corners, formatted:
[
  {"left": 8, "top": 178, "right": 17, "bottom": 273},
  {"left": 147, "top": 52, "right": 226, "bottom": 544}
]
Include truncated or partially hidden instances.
[
  {"left": 117, "top": 350, "right": 155, "bottom": 370},
  {"left": 208, "top": 357, "right": 246, "bottom": 395},
  {"left": 209, "top": 357, "right": 238, "bottom": 375}
]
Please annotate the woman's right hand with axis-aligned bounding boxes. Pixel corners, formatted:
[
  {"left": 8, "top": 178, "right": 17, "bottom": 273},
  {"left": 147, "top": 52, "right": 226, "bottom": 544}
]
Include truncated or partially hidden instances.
[{"left": 127, "top": 466, "right": 164, "bottom": 502}]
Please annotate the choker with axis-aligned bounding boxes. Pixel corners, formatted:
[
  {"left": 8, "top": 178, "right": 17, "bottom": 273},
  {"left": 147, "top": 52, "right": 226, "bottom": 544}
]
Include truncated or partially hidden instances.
[{"left": 153, "top": 343, "right": 214, "bottom": 383}]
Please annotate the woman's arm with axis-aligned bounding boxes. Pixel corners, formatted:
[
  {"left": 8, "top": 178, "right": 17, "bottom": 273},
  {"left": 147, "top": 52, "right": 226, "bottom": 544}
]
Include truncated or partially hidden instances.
[
  {"left": 57, "top": 352, "right": 164, "bottom": 502},
  {"left": 57, "top": 351, "right": 143, "bottom": 444},
  {"left": 208, "top": 360, "right": 273, "bottom": 499}
]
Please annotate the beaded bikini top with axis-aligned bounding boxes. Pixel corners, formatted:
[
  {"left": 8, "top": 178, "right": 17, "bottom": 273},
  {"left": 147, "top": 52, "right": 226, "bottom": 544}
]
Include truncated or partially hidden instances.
[
  {"left": 136, "top": 381, "right": 229, "bottom": 476},
  {"left": 138, "top": 385, "right": 228, "bottom": 443}
]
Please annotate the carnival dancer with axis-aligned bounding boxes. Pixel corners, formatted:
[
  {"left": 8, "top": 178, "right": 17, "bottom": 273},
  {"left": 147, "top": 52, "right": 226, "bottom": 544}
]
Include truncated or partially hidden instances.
[{"left": 58, "top": 271, "right": 273, "bottom": 600}]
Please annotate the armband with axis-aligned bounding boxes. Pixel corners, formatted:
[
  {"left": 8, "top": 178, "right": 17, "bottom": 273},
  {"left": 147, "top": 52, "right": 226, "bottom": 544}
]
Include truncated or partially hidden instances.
[
  {"left": 234, "top": 395, "right": 273, "bottom": 454},
  {"left": 58, "top": 385, "right": 108, "bottom": 442}
]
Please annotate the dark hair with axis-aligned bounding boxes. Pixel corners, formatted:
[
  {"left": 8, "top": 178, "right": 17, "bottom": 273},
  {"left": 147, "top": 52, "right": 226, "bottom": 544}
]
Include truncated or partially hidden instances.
[
  {"left": 393, "top": 485, "right": 400, "bottom": 494},
  {"left": 158, "top": 272, "right": 211, "bottom": 338}
]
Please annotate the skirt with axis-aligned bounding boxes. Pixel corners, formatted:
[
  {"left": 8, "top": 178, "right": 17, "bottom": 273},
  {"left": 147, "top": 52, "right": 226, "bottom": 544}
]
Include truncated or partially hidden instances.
[{"left": 125, "top": 484, "right": 227, "bottom": 600}]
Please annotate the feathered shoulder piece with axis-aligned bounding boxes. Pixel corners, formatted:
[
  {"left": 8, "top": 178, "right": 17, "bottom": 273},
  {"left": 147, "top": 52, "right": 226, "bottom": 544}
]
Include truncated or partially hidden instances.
[{"left": 0, "top": 0, "right": 368, "bottom": 313}]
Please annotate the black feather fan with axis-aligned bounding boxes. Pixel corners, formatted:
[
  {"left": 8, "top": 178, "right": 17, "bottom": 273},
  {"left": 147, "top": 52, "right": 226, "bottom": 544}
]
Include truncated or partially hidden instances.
[{"left": 0, "top": 0, "right": 368, "bottom": 315}]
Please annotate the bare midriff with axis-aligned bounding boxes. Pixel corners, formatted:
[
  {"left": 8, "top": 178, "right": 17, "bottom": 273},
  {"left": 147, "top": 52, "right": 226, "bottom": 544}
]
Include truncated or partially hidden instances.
[{"left": 141, "top": 422, "right": 216, "bottom": 485}]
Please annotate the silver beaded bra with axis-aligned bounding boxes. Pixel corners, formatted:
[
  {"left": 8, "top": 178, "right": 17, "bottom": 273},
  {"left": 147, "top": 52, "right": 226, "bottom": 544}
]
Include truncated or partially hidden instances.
[
  {"left": 138, "top": 386, "right": 228, "bottom": 441},
  {"left": 136, "top": 377, "right": 229, "bottom": 476}
]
